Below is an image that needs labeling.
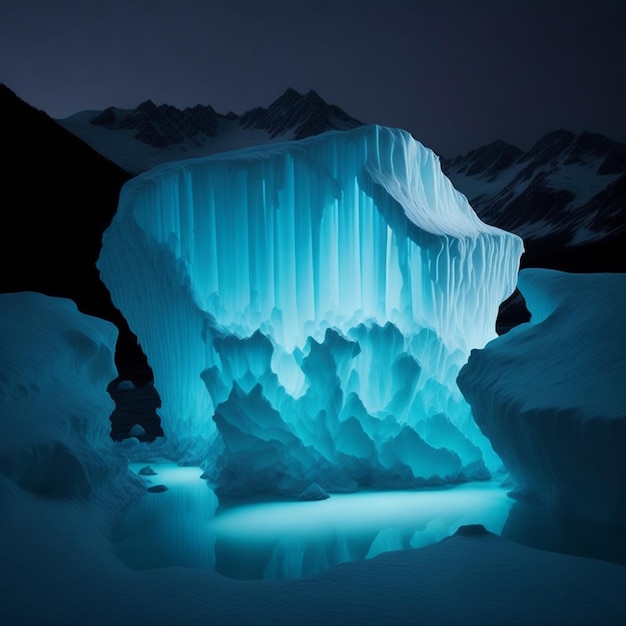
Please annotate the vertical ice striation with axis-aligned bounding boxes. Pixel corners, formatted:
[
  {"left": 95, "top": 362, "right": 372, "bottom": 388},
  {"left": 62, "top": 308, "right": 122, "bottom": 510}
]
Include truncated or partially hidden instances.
[{"left": 98, "top": 125, "right": 523, "bottom": 493}]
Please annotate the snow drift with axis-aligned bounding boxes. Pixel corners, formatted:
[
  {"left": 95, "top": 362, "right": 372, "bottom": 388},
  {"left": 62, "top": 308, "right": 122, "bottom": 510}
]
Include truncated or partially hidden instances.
[
  {"left": 458, "top": 269, "right": 626, "bottom": 527},
  {"left": 0, "top": 292, "right": 142, "bottom": 510}
]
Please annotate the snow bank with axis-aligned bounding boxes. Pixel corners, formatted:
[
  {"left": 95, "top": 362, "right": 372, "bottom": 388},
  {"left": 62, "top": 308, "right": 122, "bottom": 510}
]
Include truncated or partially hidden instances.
[
  {"left": 458, "top": 269, "right": 626, "bottom": 527},
  {"left": 0, "top": 292, "right": 142, "bottom": 512},
  {"left": 5, "top": 506, "right": 626, "bottom": 626}
]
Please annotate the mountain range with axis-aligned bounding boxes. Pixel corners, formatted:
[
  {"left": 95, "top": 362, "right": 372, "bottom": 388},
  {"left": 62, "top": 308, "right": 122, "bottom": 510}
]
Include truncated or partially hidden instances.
[
  {"left": 442, "top": 132, "right": 626, "bottom": 269},
  {"left": 1, "top": 83, "right": 624, "bottom": 376},
  {"left": 58, "top": 87, "right": 363, "bottom": 174},
  {"left": 58, "top": 87, "right": 626, "bottom": 272}
]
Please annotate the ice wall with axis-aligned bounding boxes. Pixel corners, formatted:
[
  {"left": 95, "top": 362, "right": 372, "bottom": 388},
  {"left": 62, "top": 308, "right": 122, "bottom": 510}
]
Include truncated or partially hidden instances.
[
  {"left": 98, "top": 125, "right": 523, "bottom": 492},
  {"left": 458, "top": 269, "right": 626, "bottom": 527},
  {"left": 0, "top": 292, "right": 142, "bottom": 509}
]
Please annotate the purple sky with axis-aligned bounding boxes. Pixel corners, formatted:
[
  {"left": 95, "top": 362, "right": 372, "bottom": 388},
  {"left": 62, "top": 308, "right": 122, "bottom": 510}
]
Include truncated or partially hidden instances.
[{"left": 1, "top": 0, "right": 625, "bottom": 156}]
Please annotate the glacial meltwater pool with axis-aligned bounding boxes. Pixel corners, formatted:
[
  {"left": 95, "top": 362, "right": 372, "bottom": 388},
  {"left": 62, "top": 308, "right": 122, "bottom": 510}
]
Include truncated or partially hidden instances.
[{"left": 113, "top": 463, "right": 514, "bottom": 579}]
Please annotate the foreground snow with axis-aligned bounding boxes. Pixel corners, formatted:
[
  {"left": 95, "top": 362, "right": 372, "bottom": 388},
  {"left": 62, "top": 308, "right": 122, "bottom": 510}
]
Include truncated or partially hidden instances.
[
  {"left": 2, "top": 291, "right": 626, "bottom": 624},
  {"left": 4, "top": 490, "right": 626, "bottom": 625}
]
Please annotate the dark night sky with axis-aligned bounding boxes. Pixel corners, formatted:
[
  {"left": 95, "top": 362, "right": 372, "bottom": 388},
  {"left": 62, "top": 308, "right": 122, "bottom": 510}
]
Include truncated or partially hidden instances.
[{"left": 1, "top": 0, "right": 625, "bottom": 157}]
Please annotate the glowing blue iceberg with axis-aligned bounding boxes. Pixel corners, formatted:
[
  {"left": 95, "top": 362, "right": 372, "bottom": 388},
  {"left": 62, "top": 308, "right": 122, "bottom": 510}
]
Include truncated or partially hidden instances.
[{"left": 98, "top": 125, "right": 523, "bottom": 493}]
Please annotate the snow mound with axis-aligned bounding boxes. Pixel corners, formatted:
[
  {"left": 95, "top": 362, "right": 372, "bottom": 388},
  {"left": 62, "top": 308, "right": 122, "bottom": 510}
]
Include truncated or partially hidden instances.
[
  {"left": 0, "top": 292, "right": 142, "bottom": 510},
  {"left": 458, "top": 269, "right": 626, "bottom": 527}
]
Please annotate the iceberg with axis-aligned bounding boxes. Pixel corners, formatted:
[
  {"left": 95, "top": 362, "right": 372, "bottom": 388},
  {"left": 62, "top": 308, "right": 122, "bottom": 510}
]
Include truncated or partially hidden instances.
[
  {"left": 98, "top": 125, "right": 523, "bottom": 493},
  {"left": 457, "top": 269, "right": 626, "bottom": 528}
]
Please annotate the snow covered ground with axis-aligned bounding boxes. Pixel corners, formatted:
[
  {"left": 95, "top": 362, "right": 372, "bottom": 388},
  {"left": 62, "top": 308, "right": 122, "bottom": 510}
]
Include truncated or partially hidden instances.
[
  {"left": 2, "top": 290, "right": 626, "bottom": 624},
  {"left": 5, "top": 488, "right": 626, "bottom": 625}
]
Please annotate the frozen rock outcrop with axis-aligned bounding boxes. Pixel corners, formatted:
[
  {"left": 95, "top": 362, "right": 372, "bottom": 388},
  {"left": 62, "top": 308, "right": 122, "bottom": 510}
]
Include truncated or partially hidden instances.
[
  {"left": 98, "top": 125, "right": 523, "bottom": 492},
  {"left": 458, "top": 269, "right": 626, "bottom": 527}
]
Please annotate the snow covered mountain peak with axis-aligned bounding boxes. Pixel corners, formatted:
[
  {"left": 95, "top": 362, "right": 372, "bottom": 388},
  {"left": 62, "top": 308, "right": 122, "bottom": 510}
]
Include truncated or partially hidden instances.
[
  {"left": 442, "top": 130, "right": 626, "bottom": 247},
  {"left": 444, "top": 140, "right": 524, "bottom": 181},
  {"left": 88, "top": 99, "right": 222, "bottom": 149},
  {"left": 239, "top": 87, "right": 363, "bottom": 140},
  {"left": 58, "top": 88, "right": 363, "bottom": 173}
]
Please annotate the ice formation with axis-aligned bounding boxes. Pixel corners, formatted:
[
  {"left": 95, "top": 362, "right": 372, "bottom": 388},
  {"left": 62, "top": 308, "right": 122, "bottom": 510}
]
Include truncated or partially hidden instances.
[
  {"left": 0, "top": 292, "right": 142, "bottom": 507},
  {"left": 98, "top": 125, "right": 523, "bottom": 493},
  {"left": 458, "top": 269, "right": 626, "bottom": 528},
  {"left": 3, "top": 291, "right": 626, "bottom": 625}
]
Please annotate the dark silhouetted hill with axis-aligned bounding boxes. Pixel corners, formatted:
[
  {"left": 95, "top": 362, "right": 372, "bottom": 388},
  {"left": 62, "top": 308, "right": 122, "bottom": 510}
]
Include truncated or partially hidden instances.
[{"left": 0, "top": 83, "right": 150, "bottom": 379}]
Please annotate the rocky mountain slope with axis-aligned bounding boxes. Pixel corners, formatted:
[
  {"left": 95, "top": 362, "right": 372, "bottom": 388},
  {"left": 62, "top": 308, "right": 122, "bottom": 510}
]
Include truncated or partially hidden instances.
[
  {"left": 58, "top": 88, "right": 364, "bottom": 174},
  {"left": 442, "top": 131, "right": 626, "bottom": 271}
]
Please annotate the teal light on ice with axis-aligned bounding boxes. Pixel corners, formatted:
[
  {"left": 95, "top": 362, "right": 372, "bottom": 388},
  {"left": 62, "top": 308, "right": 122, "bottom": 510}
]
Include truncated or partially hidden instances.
[{"left": 98, "top": 125, "right": 523, "bottom": 494}]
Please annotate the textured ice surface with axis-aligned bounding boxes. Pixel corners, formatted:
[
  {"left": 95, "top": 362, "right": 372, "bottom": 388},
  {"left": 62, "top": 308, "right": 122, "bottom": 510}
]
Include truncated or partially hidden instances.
[
  {"left": 98, "top": 125, "right": 523, "bottom": 492},
  {"left": 458, "top": 269, "right": 626, "bottom": 527},
  {"left": 3, "top": 292, "right": 626, "bottom": 625},
  {"left": 0, "top": 292, "right": 142, "bottom": 508}
]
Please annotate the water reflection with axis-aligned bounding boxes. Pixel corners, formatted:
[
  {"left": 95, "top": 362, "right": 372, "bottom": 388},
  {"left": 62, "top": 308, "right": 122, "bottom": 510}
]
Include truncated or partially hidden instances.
[
  {"left": 113, "top": 464, "right": 513, "bottom": 578},
  {"left": 501, "top": 499, "right": 626, "bottom": 567},
  {"left": 209, "top": 485, "right": 513, "bottom": 578},
  {"left": 113, "top": 464, "right": 219, "bottom": 570},
  {"left": 113, "top": 464, "right": 626, "bottom": 579}
]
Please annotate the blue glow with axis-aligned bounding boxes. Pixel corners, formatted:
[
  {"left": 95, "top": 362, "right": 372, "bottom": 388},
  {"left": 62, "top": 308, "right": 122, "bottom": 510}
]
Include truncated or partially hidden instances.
[
  {"left": 113, "top": 464, "right": 218, "bottom": 570},
  {"left": 99, "top": 126, "right": 523, "bottom": 493},
  {"left": 115, "top": 464, "right": 513, "bottom": 579}
]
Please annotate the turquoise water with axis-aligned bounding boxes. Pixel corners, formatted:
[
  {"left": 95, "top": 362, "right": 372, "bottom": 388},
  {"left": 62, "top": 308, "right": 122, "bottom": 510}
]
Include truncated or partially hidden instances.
[{"left": 113, "top": 463, "right": 514, "bottom": 579}]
